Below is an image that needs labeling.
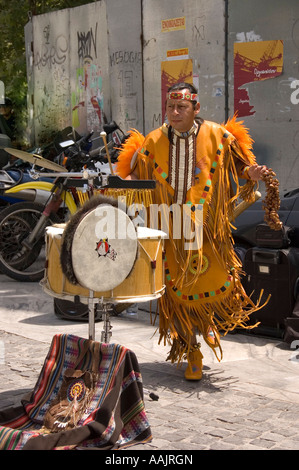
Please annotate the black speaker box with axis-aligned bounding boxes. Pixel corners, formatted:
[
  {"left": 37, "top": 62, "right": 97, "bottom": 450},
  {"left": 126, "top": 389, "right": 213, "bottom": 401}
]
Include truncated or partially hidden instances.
[{"left": 242, "top": 247, "right": 299, "bottom": 337}]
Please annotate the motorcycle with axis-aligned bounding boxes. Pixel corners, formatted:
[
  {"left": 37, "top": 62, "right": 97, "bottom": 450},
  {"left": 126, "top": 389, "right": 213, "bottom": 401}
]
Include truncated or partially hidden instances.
[
  {"left": 0, "top": 126, "right": 91, "bottom": 209},
  {"left": 0, "top": 122, "right": 144, "bottom": 321},
  {"left": 0, "top": 120, "right": 133, "bottom": 280},
  {"left": 0, "top": 121, "right": 125, "bottom": 209},
  {"left": 0, "top": 132, "right": 109, "bottom": 281},
  {"left": 0, "top": 164, "right": 56, "bottom": 209}
]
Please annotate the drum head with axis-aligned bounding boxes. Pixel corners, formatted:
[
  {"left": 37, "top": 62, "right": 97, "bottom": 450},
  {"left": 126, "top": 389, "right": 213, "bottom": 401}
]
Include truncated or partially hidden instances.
[{"left": 71, "top": 204, "right": 137, "bottom": 291}]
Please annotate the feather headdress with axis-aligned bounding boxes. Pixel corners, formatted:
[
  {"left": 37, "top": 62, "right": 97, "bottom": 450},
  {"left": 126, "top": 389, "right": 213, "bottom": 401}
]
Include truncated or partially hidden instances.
[{"left": 115, "top": 129, "right": 145, "bottom": 179}]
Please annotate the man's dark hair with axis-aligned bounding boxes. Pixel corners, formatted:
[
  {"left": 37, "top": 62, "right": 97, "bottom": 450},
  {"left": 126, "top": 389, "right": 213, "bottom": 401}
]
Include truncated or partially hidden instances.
[{"left": 168, "top": 82, "right": 198, "bottom": 94}]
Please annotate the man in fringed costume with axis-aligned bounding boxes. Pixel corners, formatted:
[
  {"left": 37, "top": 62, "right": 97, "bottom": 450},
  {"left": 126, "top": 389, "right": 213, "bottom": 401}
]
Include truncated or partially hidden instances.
[{"left": 116, "top": 82, "right": 270, "bottom": 380}]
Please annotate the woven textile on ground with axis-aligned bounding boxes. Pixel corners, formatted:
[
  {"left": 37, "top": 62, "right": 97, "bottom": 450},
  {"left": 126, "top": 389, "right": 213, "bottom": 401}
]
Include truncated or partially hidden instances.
[{"left": 0, "top": 334, "right": 152, "bottom": 450}]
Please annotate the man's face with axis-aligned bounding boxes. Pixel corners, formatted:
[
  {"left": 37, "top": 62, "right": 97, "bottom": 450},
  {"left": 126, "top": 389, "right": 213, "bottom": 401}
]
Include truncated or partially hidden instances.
[{"left": 166, "top": 89, "right": 200, "bottom": 133}]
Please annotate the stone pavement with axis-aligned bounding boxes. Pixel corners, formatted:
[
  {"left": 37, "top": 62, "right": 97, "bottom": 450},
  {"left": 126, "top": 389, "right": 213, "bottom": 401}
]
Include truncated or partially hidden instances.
[{"left": 1, "top": 273, "right": 299, "bottom": 451}]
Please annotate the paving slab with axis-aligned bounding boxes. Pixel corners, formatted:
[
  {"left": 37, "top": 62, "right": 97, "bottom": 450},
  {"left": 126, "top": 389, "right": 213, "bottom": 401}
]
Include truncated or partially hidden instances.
[{"left": 0, "top": 273, "right": 299, "bottom": 451}]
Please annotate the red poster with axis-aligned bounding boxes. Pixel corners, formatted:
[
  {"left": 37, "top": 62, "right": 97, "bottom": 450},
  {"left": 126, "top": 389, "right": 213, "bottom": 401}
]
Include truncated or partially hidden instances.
[{"left": 234, "top": 40, "right": 283, "bottom": 117}]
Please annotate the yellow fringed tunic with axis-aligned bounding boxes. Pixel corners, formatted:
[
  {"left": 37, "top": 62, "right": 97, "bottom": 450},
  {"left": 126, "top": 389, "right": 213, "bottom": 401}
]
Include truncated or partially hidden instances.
[{"left": 134, "top": 119, "right": 266, "bottom": 364}]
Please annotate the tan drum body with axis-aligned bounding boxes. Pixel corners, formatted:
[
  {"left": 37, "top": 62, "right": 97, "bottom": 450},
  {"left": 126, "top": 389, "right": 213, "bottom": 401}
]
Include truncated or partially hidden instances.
[{"left": 44, "top": 226, "right": 165, "bottom": 303}]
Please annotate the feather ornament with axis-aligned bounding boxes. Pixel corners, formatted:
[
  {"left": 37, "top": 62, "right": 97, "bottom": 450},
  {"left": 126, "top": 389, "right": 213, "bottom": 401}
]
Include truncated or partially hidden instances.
[
  {"left": 115, "top": 129, "right": 145, "bottom": 178},
  {"left": 224, "top": 113, "right": 256, "bottom": 164}
]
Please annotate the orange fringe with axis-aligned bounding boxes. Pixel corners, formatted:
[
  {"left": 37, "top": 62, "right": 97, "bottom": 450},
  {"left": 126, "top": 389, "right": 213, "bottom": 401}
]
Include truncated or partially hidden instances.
[{"left": 158, "top": 280, "right": 269, "bottom": 365}]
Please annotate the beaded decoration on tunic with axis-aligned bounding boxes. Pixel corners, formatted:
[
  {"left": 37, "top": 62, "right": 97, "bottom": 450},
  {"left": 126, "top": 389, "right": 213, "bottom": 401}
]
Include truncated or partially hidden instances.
[{"left": 168, "top": 122, "right": 198, "bottom": 204}]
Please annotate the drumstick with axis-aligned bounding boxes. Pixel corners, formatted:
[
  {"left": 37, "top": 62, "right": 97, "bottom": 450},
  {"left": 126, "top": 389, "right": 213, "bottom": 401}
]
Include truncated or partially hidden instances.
[
  {"left": 230, "top": 190, "right": 261, "bottom": 221},
  {"left": 100, "top": 131, "right": 114, "bottom": 175}
]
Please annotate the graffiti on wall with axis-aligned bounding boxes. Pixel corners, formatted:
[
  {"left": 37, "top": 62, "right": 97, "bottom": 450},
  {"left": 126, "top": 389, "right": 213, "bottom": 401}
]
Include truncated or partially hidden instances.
[
  {"left": 72, "top": 24, "right": 104, "bottom": 132},
  {"left": 34, "top": 23, "right": 71, "bottom": 142},
  {"left": 72, "top": 62, "right": 104, "bottom": 131},
  {"left": 35, "top": 30, "right": 68, "bottom": 69},
  {"left": 33, "top": 20, "right": 105, "bottom": 141},
  {"left": 109, "top": 49, "right": 142, "bottom": 131}
]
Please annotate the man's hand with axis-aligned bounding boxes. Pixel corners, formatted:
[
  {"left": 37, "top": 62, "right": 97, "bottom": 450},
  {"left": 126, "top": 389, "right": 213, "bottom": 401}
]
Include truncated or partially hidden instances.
[{"left": 248, "top": 164, "right": 268, "bottom": 181}]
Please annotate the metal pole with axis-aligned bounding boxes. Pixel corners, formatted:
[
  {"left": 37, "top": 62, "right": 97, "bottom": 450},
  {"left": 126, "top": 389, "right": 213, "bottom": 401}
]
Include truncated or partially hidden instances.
[
  {"left": 88, "top": 291, "right": 96, "bottom": 340},
  {"left": 101, "top": 303, "right": 113, "bottom": 343},
  {"left": 100, "top": 131, "right": 114, "bottom": 175}
]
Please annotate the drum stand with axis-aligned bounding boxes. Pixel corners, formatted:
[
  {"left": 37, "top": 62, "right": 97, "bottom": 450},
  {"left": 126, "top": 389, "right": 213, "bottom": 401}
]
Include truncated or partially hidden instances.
[
  {"left": 88, "top": 292, "right": 113, "bottom": 343},
  {"left": 99, "top": 303, "right": 114, "bottom": 343},
  {"left": 87, "top": 293, "right": 159, "bottom": 400}
]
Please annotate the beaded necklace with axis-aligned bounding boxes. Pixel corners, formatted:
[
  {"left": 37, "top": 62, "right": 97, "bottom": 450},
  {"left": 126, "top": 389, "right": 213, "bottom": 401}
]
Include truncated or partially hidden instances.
[{"left": 168, "top": 122, "right": 199, "bottom": 204}]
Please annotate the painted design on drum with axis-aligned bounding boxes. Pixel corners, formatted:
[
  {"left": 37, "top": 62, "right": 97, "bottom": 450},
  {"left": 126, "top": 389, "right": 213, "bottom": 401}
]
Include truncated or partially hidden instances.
[{"left": 95, "top": 238, "right": 117, "bottom": 260}]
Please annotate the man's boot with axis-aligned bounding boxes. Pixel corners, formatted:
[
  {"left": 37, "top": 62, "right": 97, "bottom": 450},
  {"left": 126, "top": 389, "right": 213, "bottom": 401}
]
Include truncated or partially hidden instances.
[{"left": 184, "top": 347, "right": 203, "bottom": 381}]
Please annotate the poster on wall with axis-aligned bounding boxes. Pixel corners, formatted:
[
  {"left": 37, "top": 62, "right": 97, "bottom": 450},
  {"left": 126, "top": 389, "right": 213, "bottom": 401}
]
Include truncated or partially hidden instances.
[
  {"left": 234, "top": 39, "right": 283, "bottom": 117},
  {"left": 161, "top": 57, "right": 193, "bottom": 122}
]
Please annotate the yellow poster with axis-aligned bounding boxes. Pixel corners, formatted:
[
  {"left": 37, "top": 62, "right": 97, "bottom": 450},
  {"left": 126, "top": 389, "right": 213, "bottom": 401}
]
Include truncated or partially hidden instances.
[{"left": 161, "top": 59, "right": 193, "bottom": 121}]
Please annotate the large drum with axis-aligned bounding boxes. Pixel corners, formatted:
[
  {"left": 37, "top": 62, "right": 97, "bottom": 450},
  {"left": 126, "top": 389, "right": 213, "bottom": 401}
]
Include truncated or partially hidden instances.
[{"left": 43, "top": 208, "right": 166, "bottom": 304}]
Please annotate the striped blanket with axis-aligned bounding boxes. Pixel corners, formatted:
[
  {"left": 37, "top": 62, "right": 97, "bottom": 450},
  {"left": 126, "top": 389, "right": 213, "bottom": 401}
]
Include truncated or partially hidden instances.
[{"left": 0, "top": 334, "right": 152, "bottom": 450}]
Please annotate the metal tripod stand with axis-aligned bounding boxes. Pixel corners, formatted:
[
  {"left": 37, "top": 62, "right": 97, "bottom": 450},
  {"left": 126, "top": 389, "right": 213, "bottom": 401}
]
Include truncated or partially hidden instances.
[{"left": 88, "top": 292, "right": 114, "bottom": 342}]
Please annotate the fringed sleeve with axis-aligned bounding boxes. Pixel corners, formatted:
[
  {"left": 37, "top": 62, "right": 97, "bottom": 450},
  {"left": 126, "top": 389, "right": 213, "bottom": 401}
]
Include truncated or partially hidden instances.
[{"left": 224, "top": 115, "right": 258, "bottom": 203}]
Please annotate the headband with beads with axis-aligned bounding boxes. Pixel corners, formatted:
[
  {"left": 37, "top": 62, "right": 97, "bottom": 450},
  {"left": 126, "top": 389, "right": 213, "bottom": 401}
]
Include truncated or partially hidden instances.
[{"left": 166, "top": 91, "right": 198, "bottom": 101}]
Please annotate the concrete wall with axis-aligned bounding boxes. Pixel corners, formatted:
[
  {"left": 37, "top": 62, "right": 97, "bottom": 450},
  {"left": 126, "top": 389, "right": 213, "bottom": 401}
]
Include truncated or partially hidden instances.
[
  {"left": 69, "top": 1, "right": 110, "bottom": 136},
  {"left": 27, "top": 2, "right": 110, "bottom": 143},
  {"left": 106, "top": 0, "right": 143, "bottom": 133},
  {"left": 26, "top": 0, "right": 227, "bottom": 143},
  {"left": 26, "top": 0, "right": 142, "bottom": 144},
  {"left": 142, "top": 0, "right": 226, "bottom": 133},
  {"left": 32, "top": 8, "right": 71, "bottom": 142},
  {"left": 228, "top": 0, "right": 299, "bottom": 191},
  {"left": 25, "top": 0, "right": 299, "bottom": 192}
]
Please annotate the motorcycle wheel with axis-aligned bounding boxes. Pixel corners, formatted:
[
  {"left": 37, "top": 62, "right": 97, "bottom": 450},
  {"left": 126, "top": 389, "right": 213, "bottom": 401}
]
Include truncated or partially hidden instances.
[
  {"left": 54, "top": 298, "right": 103, "bottom": 322},
  {"left": 53, "top": 299, "right": 129, "bottom": 322},
  {"left": 0, "top": 201, "right": 61, "bottom": 282}
]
